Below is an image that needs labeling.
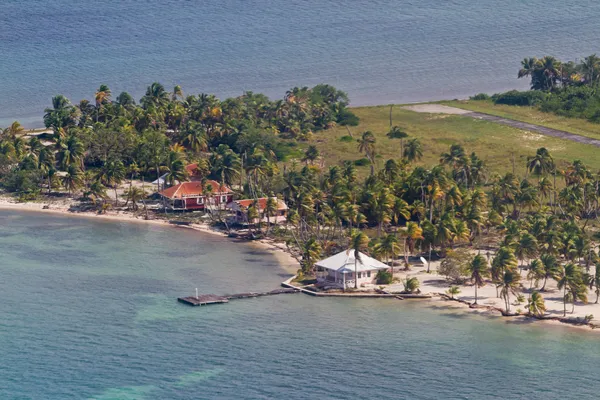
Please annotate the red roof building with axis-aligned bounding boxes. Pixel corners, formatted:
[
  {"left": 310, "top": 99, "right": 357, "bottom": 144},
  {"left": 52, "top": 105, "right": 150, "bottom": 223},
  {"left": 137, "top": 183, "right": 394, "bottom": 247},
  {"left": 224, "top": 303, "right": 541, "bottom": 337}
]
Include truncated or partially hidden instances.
[
  {"left": 227, "top": 197, "right": 288, "bottom": 224},
  {"left": 159, "top": 180, "right": 233, "bottom": 211}
]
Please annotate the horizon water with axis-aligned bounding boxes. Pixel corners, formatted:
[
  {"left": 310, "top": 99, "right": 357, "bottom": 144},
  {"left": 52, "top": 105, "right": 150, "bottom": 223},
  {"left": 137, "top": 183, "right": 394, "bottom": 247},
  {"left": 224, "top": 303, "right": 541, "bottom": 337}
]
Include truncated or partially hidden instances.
[
  {"left": 3, "top": 0, "right": 600, "bottom": 127},
  {"left": 1, "top": 210, "right": 600, "bottom": 399}
]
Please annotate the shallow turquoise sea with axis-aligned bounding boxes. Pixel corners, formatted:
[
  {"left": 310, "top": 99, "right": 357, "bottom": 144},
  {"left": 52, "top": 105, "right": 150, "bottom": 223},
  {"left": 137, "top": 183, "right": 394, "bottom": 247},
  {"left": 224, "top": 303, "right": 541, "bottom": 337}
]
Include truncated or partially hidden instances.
[
  {"left": 2, "top": 0, "right": 600, "bottom": 127},
  {"left": 0, "top": 210, "right": 599, "bottom": 399}
]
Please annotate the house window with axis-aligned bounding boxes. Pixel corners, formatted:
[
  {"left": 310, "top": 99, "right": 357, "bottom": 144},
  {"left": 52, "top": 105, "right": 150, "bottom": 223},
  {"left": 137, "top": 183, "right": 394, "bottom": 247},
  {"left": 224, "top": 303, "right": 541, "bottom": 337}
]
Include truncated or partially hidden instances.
[
  {"left": 197, "top": 197, "right": 204, "bottom": 204},
  {"left": 358, "top": 272, "right": 362, "bottom": 279},
  {"left": 221, "top": 195, "right": 227, "bottom": 203},
  {"left": 367, "top": 271, "right": 371, "bottom": 278}
]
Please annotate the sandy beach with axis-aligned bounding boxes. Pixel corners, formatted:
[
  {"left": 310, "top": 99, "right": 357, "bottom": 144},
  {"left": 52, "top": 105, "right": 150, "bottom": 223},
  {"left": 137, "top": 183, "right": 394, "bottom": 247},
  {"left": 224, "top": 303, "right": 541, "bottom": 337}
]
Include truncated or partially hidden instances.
[{"left": 1, "top": 195, "right": 597, "bottom": 331}]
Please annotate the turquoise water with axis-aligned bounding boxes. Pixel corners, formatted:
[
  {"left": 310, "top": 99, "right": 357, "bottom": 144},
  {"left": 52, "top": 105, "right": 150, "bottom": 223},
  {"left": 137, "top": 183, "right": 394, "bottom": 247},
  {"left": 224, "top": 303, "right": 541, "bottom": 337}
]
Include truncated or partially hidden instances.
[
  {"left": 2, "top": 0, "right": 600, "bottom": 127},
  {"left": 1, "top": 210, "right": 600, "bottom": 399}
]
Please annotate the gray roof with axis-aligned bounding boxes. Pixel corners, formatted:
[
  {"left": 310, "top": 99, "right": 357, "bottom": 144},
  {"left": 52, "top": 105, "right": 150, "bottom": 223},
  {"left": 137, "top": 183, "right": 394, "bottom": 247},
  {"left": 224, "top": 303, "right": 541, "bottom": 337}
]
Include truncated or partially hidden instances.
[{"left": 315, "top": 250, "right": 389, "bottom": 273}]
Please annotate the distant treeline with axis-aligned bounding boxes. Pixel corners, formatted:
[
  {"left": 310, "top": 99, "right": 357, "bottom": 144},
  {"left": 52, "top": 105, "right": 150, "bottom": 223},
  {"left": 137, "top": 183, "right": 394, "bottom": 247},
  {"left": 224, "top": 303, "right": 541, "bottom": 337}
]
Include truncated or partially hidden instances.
[{"left": 472, "top": 54, "right": 600, "bottom": 122}]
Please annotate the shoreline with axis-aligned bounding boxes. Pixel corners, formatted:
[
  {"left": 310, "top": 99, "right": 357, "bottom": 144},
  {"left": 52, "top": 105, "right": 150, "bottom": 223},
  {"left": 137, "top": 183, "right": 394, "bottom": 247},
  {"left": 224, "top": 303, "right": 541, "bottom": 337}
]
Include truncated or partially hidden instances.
[
  {"left": 0, "top": 199, "right": 300, "bottom": 276},
  {"left": 1, "top": 198, "right": 597, "bottom": 333}
]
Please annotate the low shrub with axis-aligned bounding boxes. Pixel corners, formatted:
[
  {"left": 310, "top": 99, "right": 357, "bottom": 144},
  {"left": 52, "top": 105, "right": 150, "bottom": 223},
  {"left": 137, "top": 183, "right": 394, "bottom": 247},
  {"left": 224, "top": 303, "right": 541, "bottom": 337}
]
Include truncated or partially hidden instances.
[
  {"left": 353, "top": 158, "right": 370, "bottom": 166},
  {"left": 470, "top": 93, "right": 490, "bottom": 101},
  {"left": 339, "top": 135, "right": 354, "bottom": 142},
  {"left": 492, "top": 90, "right": 547, "bottom": 106},
  {"left": 376, "top": 269, "right": 393, "bottom": 284}
]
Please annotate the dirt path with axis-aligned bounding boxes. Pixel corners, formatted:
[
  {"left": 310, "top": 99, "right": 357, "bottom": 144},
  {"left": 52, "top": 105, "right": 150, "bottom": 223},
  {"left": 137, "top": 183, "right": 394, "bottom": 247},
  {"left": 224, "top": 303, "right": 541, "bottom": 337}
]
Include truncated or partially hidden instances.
[{"left": 403, "top": 104, "right": 600, "bottom": 148}]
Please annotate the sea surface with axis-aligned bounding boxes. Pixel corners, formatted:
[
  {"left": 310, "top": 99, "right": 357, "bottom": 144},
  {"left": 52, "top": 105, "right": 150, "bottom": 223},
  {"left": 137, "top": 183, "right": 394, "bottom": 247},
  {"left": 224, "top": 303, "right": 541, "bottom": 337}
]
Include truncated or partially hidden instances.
[
  {"left": 0, "top": 210, "right": 599, "bottom": 399},
  {"left": 2, "top": 0, "right": 600, "bottom": 127}
]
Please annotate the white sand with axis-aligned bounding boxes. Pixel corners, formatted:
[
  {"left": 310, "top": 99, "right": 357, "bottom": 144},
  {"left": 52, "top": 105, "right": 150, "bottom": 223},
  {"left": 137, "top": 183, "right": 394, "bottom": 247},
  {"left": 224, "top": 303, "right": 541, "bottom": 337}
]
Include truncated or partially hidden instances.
[
  {"left": 402, "top": 104, "right": 473, "bottom": 114},
  {"left": 386, "top": 258, "right": 600, "bottom": 329}
]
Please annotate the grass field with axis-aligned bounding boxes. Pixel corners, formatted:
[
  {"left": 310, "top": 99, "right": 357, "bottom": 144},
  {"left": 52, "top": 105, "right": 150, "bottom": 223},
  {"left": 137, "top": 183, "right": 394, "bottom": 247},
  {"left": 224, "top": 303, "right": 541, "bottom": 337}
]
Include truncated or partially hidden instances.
[
  {"left": 440, "top": 99, "right": 600, "bottom": 141},
  {"left": 310, "top": 105, "right": 600, "bottom": 178}
]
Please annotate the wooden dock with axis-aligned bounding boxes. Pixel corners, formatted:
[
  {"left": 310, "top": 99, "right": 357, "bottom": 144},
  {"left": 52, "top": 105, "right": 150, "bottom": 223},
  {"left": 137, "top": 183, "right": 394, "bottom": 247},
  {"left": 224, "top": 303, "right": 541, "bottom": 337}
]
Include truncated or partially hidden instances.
[{"left": 178, "top": 288, "right": 299, "bottom": 306}]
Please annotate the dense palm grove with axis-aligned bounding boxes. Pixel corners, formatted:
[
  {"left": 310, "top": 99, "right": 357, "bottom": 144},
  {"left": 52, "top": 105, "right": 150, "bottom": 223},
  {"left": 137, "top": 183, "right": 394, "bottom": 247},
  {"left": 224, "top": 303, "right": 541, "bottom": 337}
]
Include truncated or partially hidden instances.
[
  {"left": 0, "top": 83, "right": 356, "bottom": 200},
  {"left": 1, "top": 82, "right": 600, "bottom": 317},
  {"left": 475, "top": 54, "right": 600, "bottom": 122}
]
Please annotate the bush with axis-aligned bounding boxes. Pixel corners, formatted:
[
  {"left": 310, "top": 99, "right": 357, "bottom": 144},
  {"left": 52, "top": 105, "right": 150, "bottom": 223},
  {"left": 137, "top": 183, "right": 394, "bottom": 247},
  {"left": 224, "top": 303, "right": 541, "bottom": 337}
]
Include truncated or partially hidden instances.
[
  {"left": 353, "top": 158, "right": 370, "bottom": 166},
  {"left": 1, "top": 169, "right": 42, "bottom": 195},
  {"left": 402, "top": 277, "right": 420, "bottom": 293},
  {"left": 376, "top": 269, "right": 393, "bottom": 284},
  {"left": 438, "top": 248, "right": 470, "bottom": 284},
  {"left": 337, "top": 108, "right": 360, "bottom": 126},
  {"left": 339, "top": 135, "right": 354, "bottom": 142},
  {"left": 492, "top": 90, "right": 547, "bottom": 106},
  {"left": 470, "top": 93, "right": 490, "bottom": 101}
]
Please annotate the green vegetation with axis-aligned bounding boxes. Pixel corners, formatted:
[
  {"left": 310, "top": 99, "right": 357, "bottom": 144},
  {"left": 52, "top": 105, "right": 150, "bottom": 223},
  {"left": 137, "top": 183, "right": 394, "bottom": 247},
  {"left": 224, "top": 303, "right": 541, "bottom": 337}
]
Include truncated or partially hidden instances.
[
  {"left": 311, "top": 105, "right": 600, "bottom": 178},
  {"left": 442, "top": 54, "right": 600, "bottom": 140},
  {"left": 3, "top": 79, "right": 600, "bottom": 316}
]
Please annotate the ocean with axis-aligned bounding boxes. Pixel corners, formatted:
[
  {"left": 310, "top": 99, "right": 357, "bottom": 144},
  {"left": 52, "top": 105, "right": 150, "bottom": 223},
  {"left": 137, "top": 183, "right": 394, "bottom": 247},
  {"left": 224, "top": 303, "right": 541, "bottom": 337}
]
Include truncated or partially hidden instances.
[
  {"left": 2, "top": 0, "right": 600, "bottom": 127},
  {"left": 0, "top": 210, "right": 599, "bottom": 399}
]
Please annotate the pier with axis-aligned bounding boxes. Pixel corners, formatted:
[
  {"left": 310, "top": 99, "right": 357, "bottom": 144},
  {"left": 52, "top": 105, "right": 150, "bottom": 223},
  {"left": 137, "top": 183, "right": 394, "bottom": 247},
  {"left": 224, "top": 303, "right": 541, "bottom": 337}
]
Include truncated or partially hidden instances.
[{"left": 177, "top": 288, "right": 299, "bottom": 306}]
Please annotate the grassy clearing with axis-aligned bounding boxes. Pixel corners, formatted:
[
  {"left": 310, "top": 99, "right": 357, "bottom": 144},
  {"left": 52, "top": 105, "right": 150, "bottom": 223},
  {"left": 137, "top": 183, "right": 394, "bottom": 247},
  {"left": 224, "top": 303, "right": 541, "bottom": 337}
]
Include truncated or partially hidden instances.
[
  {"left": 440, "top": 99, "right": 600, "bottom": 141},
  {"left": 310, "top": 105, "right": 600, "bottom": 178}
]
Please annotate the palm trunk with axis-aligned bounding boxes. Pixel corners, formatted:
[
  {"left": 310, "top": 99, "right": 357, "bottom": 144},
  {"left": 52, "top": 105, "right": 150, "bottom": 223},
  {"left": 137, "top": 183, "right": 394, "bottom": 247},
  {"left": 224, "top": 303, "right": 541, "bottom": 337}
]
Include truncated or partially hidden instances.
[
  {"left": 474, "top": 284, "right": 478, "bottom": 305},
  {"left": 563, "top": 286, "right": 567, "bottom": 317}
]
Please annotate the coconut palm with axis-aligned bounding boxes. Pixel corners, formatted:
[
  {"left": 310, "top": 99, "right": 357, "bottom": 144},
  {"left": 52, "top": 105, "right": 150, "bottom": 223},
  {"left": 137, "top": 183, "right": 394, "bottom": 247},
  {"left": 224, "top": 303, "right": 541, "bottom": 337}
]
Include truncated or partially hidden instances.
[
  {"left": 539, "top": 254, "right": 559, "bottom": 291},
  {"left": 499, "top": 269, "right": 521, "bottom": 313},
  {"left": 123, "top": 187, "right": 147, "bottom": 211},
  {"left": 527, "top": 147, "right": 554, "bottom": 179},
  {"left": 373, "top": 233, "right": 400, "bottom": 276},
  {"left": 403, "top": 138, "right": 423, "bottom": 162},
  {"left": 350, "top": 230, "right": 369, "bottom": 289},
  {"left": 556, "top": 263, "right": 586, "bottom": 316},
  {"left": 515, "top": 233, "right": 538, "bottom": 269},
  {"left": 97, "top": 160, "right": 126, "bottom": 205},
  {"left": 302, "top": 237, "right": 322, "bottom": 275},
  {"left": 84, "top": 180, "right": 108, "bottom": 205},
  {"left": 357, "top": 131, "right": 376, "bottom": 175},
  {"left": 447, "top": 286, "right": 461, "bottom": 299},
  {"left": 210, "top": 144, "right": 241, "bottom": 187},
  {"left": 57, "top": 134, "right": 85, "bottom": 170},
  {"left": 386, "top": 126, "right": 408, "bottom": 158},
  {"left": 527, "top": 259, "right": 544, "bottom": 288},
  {"left": 467, "top": 254, "right": 489, "bottom": 304},
  {"left": 61, "top": 165, "right": 83, "bottom": 195},
  {"left": 527, "top": 291, "right": 546, "bottom": 317}
]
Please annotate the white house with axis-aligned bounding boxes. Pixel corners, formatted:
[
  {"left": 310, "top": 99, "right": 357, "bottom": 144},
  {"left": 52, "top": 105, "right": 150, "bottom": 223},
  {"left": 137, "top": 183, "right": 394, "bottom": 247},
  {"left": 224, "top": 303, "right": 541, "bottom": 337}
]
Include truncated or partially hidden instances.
[{"left": 315, "top": 250, "right": 390, "bottom": 289}]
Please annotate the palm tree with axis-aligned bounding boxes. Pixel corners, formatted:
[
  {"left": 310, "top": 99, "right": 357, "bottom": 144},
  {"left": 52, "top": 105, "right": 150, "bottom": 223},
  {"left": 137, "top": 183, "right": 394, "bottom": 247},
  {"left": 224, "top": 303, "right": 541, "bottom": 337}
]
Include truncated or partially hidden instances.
[
  {"left": 400, "top": 222, "right": 423, "bottom": 269},
  {"left": 447, "top": 286, "right": 461, "bottom": 299},
  {"left": 350, "top": 230, "right": 369, "bottom": 289},
  {"left": 386, "top": 126, "right": 408, "bottom": 158},
  {"left": 556, "top": 263, "right": 586, "bottom": 316},
  {"left": 141, "top": 82, "right": 169, "bottom": 110},
  {"left": 527, "top": 259, "right": 544, "bottom": 289},
  {"left": 515, "top": 233, "right": 538, "bottom": 269},
  {"left": 84, "top": 180, "right": 108, "bottom": 205},
  {"left": 403, "top": 138, "right": 423, "bottom": 162},
  {"left": 164, "top": 151, "right": 187, "bottom": 186},
  {"left": 539, "top": 254, "right": 559, "bottom": 291},
  {"left": 302, "top": 237, "right": 322, "bottom": 275},
  {"left": 210, "top": 144, "right": 241, "bottom": 187},
  {"left": 302, "top": 145, "right": 320, "bottom": 165},
  {"left": 500, "top": 269, "right": 521, "bottom": 313},
  {"left": 123, "top": 187, "right": 147, "bottom": 211},
  {"left": 97, "top": 160, "right": 126, "bottom": 206},
  {"left": 181, "top": 123, "right": 207, "bottom": 154},
  {"left": 357, "top": 131, "right": 376, "bottom": 175},
  {"left": 57, "top": 134, "right": 85, "bottom": 170},
  {"left": 527, "top": 147, "right": 554, "bottom": 179},
  {"left": 264, "top": 196, "right": 278, "bottom": 237},
  {"left": 527, "top": 291, "right": 546, "bottom": 317},
  {"left": 467, "top": 254, "right": 489, "bottom": 304},
  {"left": 373, "top": 233, "right": 400, "bottom": 276},
  {"left": 61, "top": 165, "right": 83, "bottom": 196}
]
